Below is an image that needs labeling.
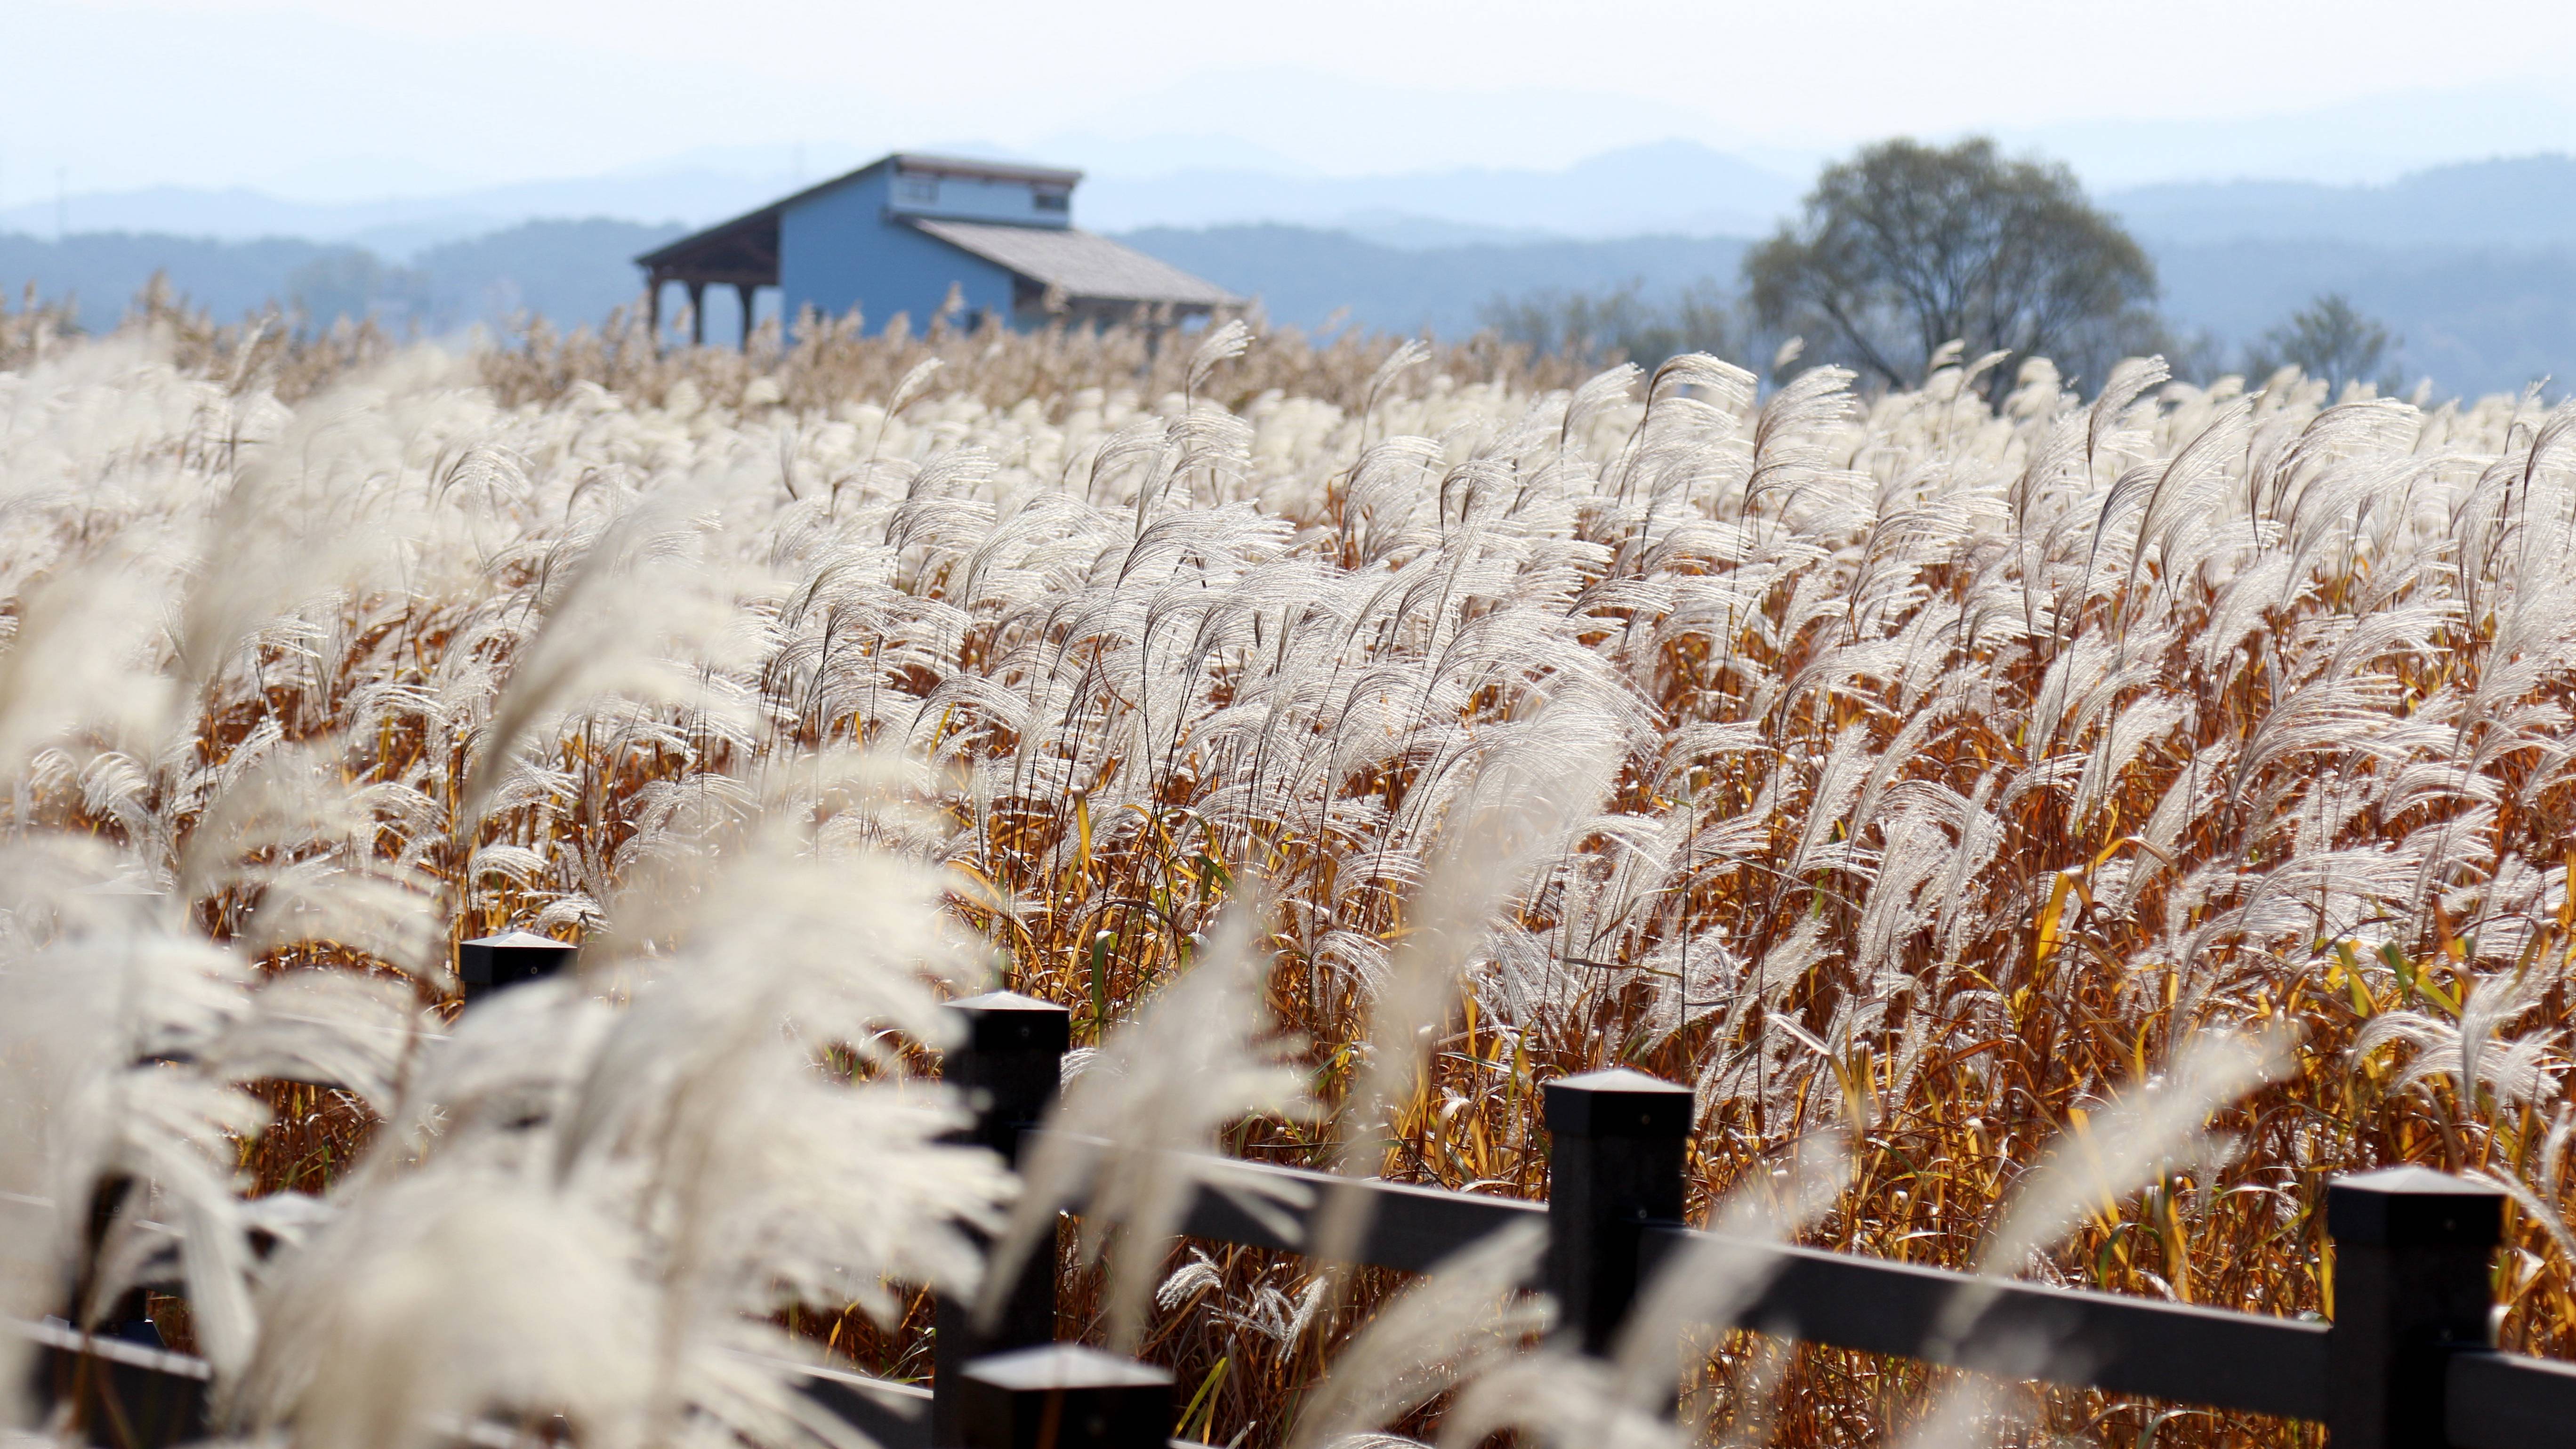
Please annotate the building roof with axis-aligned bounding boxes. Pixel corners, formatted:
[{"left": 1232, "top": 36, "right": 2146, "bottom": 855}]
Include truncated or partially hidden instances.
[
  {"left": 886, "top": 153, "right": 1081, "bottom": 187},
  {"left": 910, "top": 219, "right": 1241, "bottom": 308},
  {"left": 636, "top": 153, "right": 1083, "bottom": 277},
  {"left": 632, "top": 153, "right": 1238, "bottom": 315}
]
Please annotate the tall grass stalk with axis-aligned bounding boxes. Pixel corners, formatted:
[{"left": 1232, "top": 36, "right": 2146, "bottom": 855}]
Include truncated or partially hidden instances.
[{"left": 3, "top": 294, "right": 2574, "bottom": 1448}]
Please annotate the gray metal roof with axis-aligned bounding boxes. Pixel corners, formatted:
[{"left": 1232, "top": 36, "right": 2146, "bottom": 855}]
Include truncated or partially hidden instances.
[
  {"left": 637, "top": 152, "right": 1086, "bottom": 276},
  {"left": 890, "top": 153, "right": 1082, "bottom": 187},
  {"left": 911, "top": 219, "right": 1240, "bottom": 308}
]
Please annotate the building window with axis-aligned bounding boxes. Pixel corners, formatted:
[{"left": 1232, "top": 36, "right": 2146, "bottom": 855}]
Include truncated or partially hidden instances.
[
  {"left": 895, "top": 174, "right": 938, "bottom": 205},
  {"left": 1033, "top": 189, "right": 1069, "bottom": 213}
]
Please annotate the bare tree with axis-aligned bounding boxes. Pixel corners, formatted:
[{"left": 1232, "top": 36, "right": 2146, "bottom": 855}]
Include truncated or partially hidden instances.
[{"left": 1745, "top": 138, "right": 2157, "bottom": 391}]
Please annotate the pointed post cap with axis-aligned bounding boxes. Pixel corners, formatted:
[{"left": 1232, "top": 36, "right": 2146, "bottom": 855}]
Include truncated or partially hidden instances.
[
  {"left": 456, "top": 930, "right": 578, "bottom": 999},
  {"left": 959, "top": 1343, "right": 1172, "bottom": 1392},
  {"left": 947, "top": 991, "right": 1071, "bottom": 1054},
  {"left": 2327, "top": 1166, "right": 2505, "bottom": 1248},
  {"left": 956, "top": 1344, "right": 1172, "bottom": 1449},
  {"left": 1543, "top": 1067, "right": 1693, "bottom": 1137}
]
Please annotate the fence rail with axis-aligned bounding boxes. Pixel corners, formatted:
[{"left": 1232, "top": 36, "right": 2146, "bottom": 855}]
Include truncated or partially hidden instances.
[
  {"left": 957, "top": 993, "right": 2568, "bottom": 1449},
  {"left": 21, "top": 967, "right": 2576, "bottom": 1449},
  {"left": 1041, "top": 1130, "right": 1550, "bottom": 1275},
  {"left": 2447, "top": 1350, "right": 2576, "bottom": 1449},
  {"left": 1637, "top": 1224, "right": 2333, "bottom": 1421}
]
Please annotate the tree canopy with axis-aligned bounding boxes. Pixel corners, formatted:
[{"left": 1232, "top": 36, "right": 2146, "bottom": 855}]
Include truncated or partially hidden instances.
[
  {"left": 1477, "top": 279, "right": 1733, "bottom": 369},
  {"left": 1745, "top": 138, "right": 2157, "bottom": 391},
  {"left": 2246, "top": 292, "right": 2401, "bottom": 393}
]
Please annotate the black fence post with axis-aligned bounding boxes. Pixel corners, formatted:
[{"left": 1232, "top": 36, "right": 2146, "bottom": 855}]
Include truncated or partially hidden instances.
[
  {"left": 934, "top": 991, "right": 1071, "bottom": 1447},
  {"left": 1543, "top": 1067, "right": 1694, "bottom": 1356},
  {"left": 455, "top": 930, "right": 577, "bottom": 1004},
  {"left": 25, "top": 1319, "right": 213, "bottom": 1449},
  {"left": 68, "top": 1173, "right": 166, "bottom": 1350},
  {"left": 2325, "top": 1166, "right": 2505, "bottom": 1449},
  {"left": 954, "top": 1344, "right": 1172, "bottom": 1449}
]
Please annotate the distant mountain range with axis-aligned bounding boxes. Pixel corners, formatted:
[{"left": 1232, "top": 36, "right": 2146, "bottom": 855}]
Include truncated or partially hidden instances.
[
  {"left": 12, "top": 142, "right": 2576, "bottom": 256},
  {"left": 0, "top": 173, "right": 777, "bottom": 259},
  {"left": 1076, "top": 142, "right": 1799, "bottom": 238},
  {"left": 1133, "top": 229, "right": 2573, "bottom": 398},
  {"left": 2113, "top": 154, "right": 2576, "bottom": 248},
  {"left": 0, "top": 220, "right": 686, "bottom": 337},
  {"left": 3, "top": 143, "right": 2572, "bottom": 397},
  {"left": 1119, "top": 227, "right": 1748, "bottom": 336},
  {"left": 0, "top": 142, "right": 1794, "bottom": 255}
]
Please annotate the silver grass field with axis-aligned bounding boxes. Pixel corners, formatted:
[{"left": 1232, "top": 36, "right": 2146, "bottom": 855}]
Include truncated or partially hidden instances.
[{"left": 4, "top": 296, "right": 2576, "bottom": 1449}]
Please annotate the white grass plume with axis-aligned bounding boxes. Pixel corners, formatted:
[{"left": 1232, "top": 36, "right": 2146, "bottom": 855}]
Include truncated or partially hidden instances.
[
  {"left": 224, "top": 1169, "right": 655, "bottom": 1449},
  {"left": 0, "top": 547, "right": 175, "bottom": 781},
  {"left": 462, "top": 490, "right": 770, "bottom": 832},
  {"left": 1285, "top": 1222, "right": 1548, "bottom": 1449},
  {"left": 1434, "top": 1348, "right": 1673, "bottom": 1449},
  {"left": 983, "top": 900, "right": 1312, "bottom": 1352},
  {"left": 1309, "top": 695, "right": 1628, "bottom": 1269},
  {"left": 1887, "top": 1376, "right": 2008, "bottom": 1449},
  {"left": 1610, "top": 1131, "right": 1850, "bottom": 1409},
  {"left": 1375, "top": 1138, "right": 1846, "bottom": 1449},
  {"left": 1934, "top": 1028, "right": 2289, "bottom": 1354}
]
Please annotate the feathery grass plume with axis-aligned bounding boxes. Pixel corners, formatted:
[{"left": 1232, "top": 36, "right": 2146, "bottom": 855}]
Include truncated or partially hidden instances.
[
  {"left": 1610, "top": 1131, "right": 1850, "bottom": 1408},
  {"left": 359, "top": 976, "right": 620, "bottom": 1177},
  {"left": 0, "top": 547, "right": 177, "bottom": 781},
  {"left": 1887, "top": 1376, "right": 2009, "bottom": 1449},
  {"left": 240, "top": 750, "right": 1005, "bottom": 1449},
  {"left": 1310, "top": 695, "right": 1630, "bottom": 1266},
  {"left": 461, "top": 484, "right": 771, "bottom": 834},
  {"left": 0, "top": 860, "right": 269, "bottom": 1374},
  {"left": 1189, "top": 319, "right": 1256, "bottom": 402},
  {"left": 174, "top": 737, "right": 444, "bottom": 980},
  {"left": 224, "top": 1171, "right": 656, "bottom": 1449},
  {"left": 1400, "top": 1136, "right": 1847, "bottom": 1449},
  {"left": 984, "top": 900, "right": 1312, "bottom": 1352},
  {"left": 1933, "top": 1029, "right": 2291, "bottom": 1358},
  {"left": 201, "top": 969, "right": 426, "bottom": 1117},
  {"left": 1433, "top": 1347, "right": 1673, "bottom": 1449},
  {"left": 2353, "top": 962, "right": 2561, "bottom": 1114},
  {"left": 555, "top": 773, "right": 1010, "bottom": 1438},
  {"left": 1359, "top": 338, "right": 1432, "bottom": 445},
  {"left": 1282, "top": 1222, "right": 1548, "bottom": 1449},
  {"left": 160, "top": 354, "right": 466, "bottom": 729},
  {"left": 21, "top": 296, "right": 2576, "bottom": 1449}
]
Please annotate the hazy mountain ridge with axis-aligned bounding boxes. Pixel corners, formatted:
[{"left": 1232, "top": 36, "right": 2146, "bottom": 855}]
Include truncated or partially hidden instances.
[
  {"left": 1075, "top": 141, "right": 1800, "bottom": 236},
  {"left": 14, "top": 142, "right": 2576, "bottom": 258},
  {"left": 2112, "top": 153, "right": 2576, "bottom": 247},
  {"left": 5, "top": 147, "right": 2572, "bottom": 396},
  {"left": 0, "top": 174, "right": 774, "bottom": 258},
  {"left": 0, "top": 219, "right": 684, "bottom": 334},
  {"left": 0, "top": 231, "right": 363, "bottom": 324},
  {"left": 2151, "top": 237, "right": 2576, "bottom": 392},
  {"left": 0, "top": 141, "right": 1797, "bottom": 252},
  {"left": 1117, "top": 225, "right": 1748, "bottom": 337},
  {"left": 1116, "top": 226, "right": 2570, "bottom": 396}
]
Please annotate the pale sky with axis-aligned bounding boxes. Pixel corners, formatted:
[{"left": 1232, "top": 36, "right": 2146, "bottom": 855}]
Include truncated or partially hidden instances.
[{"left": 10, "top": 0, "right": 2576, "bottom": 200}]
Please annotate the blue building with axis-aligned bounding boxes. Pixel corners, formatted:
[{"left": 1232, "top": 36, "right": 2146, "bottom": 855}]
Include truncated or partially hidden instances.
[{"left": 636, "top": 153, "right": 1238, "bottom": 345}]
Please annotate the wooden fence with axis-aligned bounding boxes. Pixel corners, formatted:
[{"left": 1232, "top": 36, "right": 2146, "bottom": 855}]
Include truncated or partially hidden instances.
[{"left": 22, "top": 943, "right": 2576, "bottom": 1449}]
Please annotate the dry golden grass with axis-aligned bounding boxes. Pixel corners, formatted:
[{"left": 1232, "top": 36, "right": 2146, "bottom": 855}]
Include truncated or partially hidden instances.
[{"left": 6, "top": 288, "right": 2574, "bottom": 1449}]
